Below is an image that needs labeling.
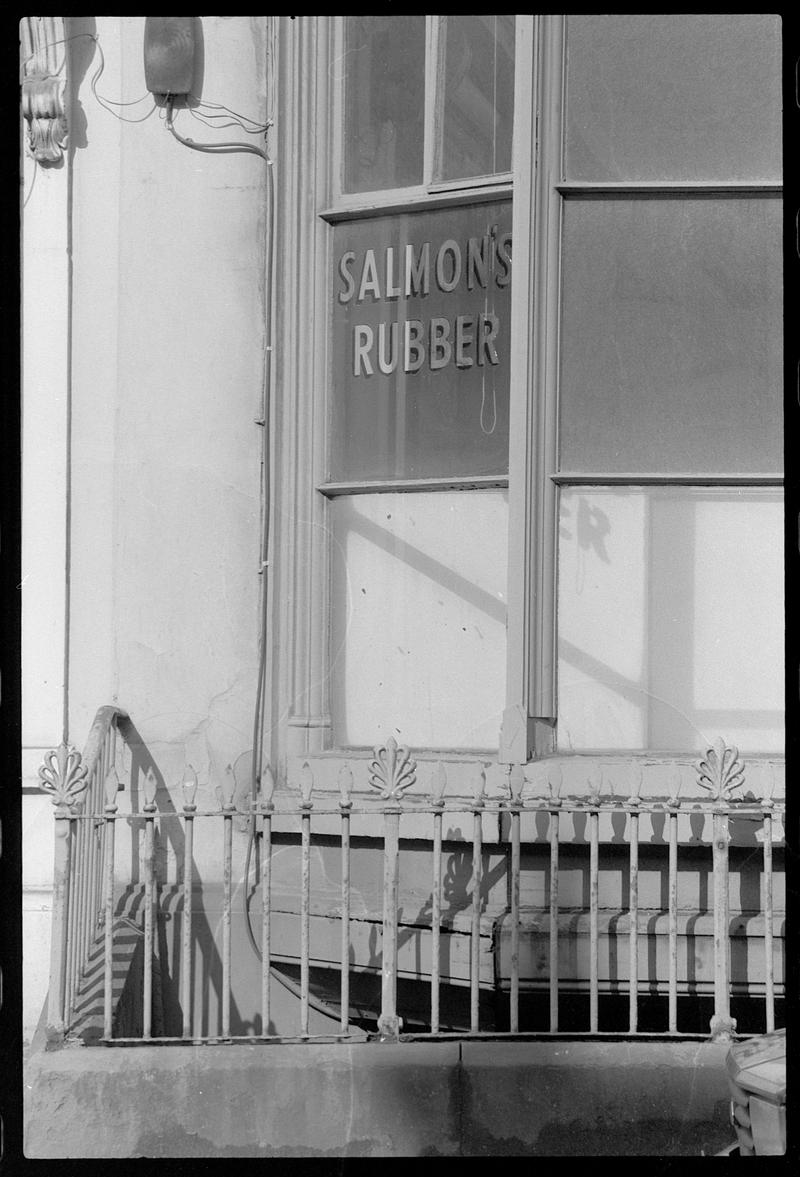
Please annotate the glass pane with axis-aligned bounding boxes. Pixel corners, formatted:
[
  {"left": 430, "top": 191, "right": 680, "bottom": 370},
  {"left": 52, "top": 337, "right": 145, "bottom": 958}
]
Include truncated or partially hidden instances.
[
  {"left": 557, "top": 487, "right": 784, "bottom": 753},
  {"left": 329, "top": 201, "right": 512, "bottom": 481},
  {"left": 565, "top": 15, "right": 782, "bottom": 182},
  {"left": 437, "top": 15, "right": 515, "bottom": 182},
  {"left": 330, "top": 491, "right": 508, "bottom": 749},
  {"left": 342, "top": 16, "right": 426, "bottom": 193},
  {"left": 559, "top": 199, "right": 782, "bottom": 473}
]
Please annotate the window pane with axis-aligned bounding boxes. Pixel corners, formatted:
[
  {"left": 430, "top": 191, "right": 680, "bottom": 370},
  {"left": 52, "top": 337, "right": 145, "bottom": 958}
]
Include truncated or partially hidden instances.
[
  {"left": 559, "top": 199, "right": 782, "bottom": 473},
  {"left": 330, "top": 491, "right": 508, "bottom": 749},
  {"left": 437, "top": 15, "right": 515, "bottom": 182},
  {"left": 565, "top": 15, "right": 782, "bottom": 182},
  {"left": 329, "top": 201, "right": 512, "bottom": 481},
  {"left": 342, "top": 16, "right": 426, "bottom": 193},
  {"left": 557, "top": 487, "right": 784, "bottom": 753}
]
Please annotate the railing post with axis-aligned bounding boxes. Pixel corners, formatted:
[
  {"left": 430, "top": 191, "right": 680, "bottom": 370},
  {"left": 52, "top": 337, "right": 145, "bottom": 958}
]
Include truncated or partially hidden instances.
[
  {"left": 217, "top": 764, "right": 237, "bottom": 1039},
  {"left": 507, "top": 764, "right": 524, "bottom": 1033},
  {"left": 547, "top": 766, "right": 562, "bottom": 1033},
  {"left": 180, "top": 766, "right": 198, "bottom": 1040},
  {"left": 299, "top": 761, "right": 314, "bottom": 1037},
  {"left": 697, "top": 739, "right": 744, "bottom": 1042},
  {"left": 38, "top": 743, "right": 89, "bottom": 1044},
  {"left": 666, "top": 770, "right": 682, "bottom": 1035},
  {"left": 429, "top": 763, "right": 447, "bottom": 1035},
  {"left": 142, "top": 766, "right": 158, "bottom": 1040},
  {"left": 103, "top": 766, "right": 120, "bottom": 1039},
  {"left": 338, "top": 764, "right": 353, "bottom": 1035},
  {"left": 368, "top": 737, "right": 417, "bottom": 1041},
  {"left": 260, "top": 765, "right": 275, "bottom": 1037}
]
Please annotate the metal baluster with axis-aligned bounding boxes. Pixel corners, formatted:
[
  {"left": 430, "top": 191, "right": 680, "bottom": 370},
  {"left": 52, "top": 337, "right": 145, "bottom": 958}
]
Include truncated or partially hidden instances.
[
  {"left": 142, "top": 767, "right": 158, "bottom": 1040},
  {"left": 103, "top": 766, "right": 119, "bottom": 1039},
  {"left": 588, "top": 770, "right": 601, "bottom": 1033},
  {"left": 698, "top": 739, "right": 743, "bottom": 1042},
  {"left": 339, "top": 764, "right": 353, "bottom": 1035},
  {"left": 628, "top": 766, "right": 642, "bottom": 1033},
  {"left": 299, "top": 762, "right": 314, "bottom": 1036},
  {"left": 762, "top": 765, "right": 775, "bottom": 1033},
  {"left": 217, "top": 764, "right": 236, "bottom": 1039},
  {"left": 261, "top": 765, "right": 275, "bottom": 1036},
  {"left": 64, "top": 806, "right": 81, "bottom": 1026},
  {"left": 369, "top": 737, "right": 415, "bottom": 1040},
  {"left": 667, "top": 771, "right": 681, "bottom": 1034},
  {"left": 508, "top": 765, "right": 524, "bottom": 1033},
  {"left": 470, "top": 769, "right": 486, "bottom": 1034},
  {"left": 430, "top": 764, "right": 447, "bottom": 1035},
  {"left": 181, "top": 766, "right": 198, "bottom": 1039},
  {"left": 548, "top": 767, "right": 562, "bottom": 1034}
]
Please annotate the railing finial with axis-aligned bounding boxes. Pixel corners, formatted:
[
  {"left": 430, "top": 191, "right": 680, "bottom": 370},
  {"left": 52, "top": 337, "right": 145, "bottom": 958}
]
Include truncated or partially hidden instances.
[
  {"left": 368, "top": 736, "right": 417, "bottom": 802},
  {"left": 38, "top": 742, "right": 89, "bottom": 810},
  {"left": 696, "top": 737, "right": 745, "bottom": 804}
]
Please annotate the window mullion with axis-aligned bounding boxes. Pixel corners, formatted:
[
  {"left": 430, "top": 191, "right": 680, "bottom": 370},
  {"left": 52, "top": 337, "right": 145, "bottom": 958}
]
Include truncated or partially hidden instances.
[{"left": 423, "top": 15, "right": 442, "bottom": 187}]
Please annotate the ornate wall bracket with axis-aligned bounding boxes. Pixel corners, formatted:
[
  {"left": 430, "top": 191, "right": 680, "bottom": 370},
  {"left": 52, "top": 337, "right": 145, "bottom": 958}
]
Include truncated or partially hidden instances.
[{"left": 21, "top": 17, "right": 69, "bottom": 163}]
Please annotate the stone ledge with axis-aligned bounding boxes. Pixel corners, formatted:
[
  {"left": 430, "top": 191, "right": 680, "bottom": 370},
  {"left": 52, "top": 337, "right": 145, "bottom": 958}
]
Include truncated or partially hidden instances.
[{"left": 24, "top": 1037, "right": 733, "bottom": 1158}]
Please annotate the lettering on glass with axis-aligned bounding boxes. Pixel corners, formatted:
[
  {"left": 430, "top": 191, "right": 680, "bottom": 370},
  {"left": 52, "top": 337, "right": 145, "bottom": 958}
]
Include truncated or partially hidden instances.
[
  {"left": 330, "top": 202, "right": 512, "bottom": 481},
  {"left": 338, "top": 235, "right": 511, "bottom": 376}
]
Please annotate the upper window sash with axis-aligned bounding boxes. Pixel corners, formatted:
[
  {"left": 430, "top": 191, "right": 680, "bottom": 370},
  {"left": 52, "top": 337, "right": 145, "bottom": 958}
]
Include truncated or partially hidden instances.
[{"left": 328, "top": 16, "right": 515, "bottom": 214}]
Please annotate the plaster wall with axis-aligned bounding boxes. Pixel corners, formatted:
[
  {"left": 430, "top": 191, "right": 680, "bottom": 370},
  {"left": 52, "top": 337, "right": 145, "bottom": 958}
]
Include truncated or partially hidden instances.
[{"left": 22, "top": 15, "right": 270, "bottom": 1041}]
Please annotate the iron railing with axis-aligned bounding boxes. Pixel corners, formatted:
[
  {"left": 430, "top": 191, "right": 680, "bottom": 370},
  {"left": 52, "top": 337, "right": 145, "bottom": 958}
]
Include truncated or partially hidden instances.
[{"left": 37, "top": 715, "right": 784, "bottom": 1046}]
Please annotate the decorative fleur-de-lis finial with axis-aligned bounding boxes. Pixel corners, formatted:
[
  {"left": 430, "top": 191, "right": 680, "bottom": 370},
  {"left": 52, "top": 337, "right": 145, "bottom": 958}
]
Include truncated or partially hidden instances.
[
  {"left": 587, "top": 766, "right": 603, "bottom": 806},
  {"left": 38, "top": 743, "right": 89, "bottom": 809},
  {"left": 472, "top": 767, "right": 486, "bottom": 809},
  {"left": 104, "top": 766, "right": 120, "bottom": 812},
  {"left": 546, "top": 765, "right": 563, "bottom": 808},
  {"left": 696, "top": 738, "right": 745, "bottom": 804},
  {"left": 430, "top": 762, "right": 447, "bottom": 807},
  {"left": 338, "top": 763, "right": 353, "bottom": 809},
  {"left": 367, "top": 736, "right": 417, "bottom": 801},
  {"left": 260, "top": 764, "right": 276, "bottom": 811},
  {"left": 299, "top": 761, "right": 314, "bottom": 808},
  {"left": 507, "top": 764, "right": 525, "bottom": 806},
  {"left": 628, "top": 764, "right": 643, "bottom": 807},
  {"left": 215, "top": 763, "right": 236, "bottom": 812},
  {"left": 181, "top": 765, "right": 198, "bottom": 812},
  {"left": 667, "top": 765, "right": 682, "bottom": 809},
  {"left": 142, "top": 766, "right": 159, "bottom": 813}
]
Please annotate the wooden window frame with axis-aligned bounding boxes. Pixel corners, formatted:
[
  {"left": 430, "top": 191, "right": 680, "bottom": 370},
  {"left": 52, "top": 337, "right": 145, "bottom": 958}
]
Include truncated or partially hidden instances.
[
  {"left": 272, "top": 15, "right": 783, "bottom": 793},
  {"left": 500, "top": 13, "right": 784, "bottom": 766}
]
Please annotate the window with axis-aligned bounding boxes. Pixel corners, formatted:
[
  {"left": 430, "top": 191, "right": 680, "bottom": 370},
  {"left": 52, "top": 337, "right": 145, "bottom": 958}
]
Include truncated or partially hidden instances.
[
  {"left": 510, "top": 14, "right": 783, "bottom": 759},
  {"left": 324, "top": 16, "right": 516, "bottom": 750}
]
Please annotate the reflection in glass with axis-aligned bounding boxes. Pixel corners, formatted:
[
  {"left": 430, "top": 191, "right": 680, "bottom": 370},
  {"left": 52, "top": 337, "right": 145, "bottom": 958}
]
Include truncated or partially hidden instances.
[
  {"left": 565, "top": 14, "right": 781, "bottom": 182},
  {"left": 342, "top": 16, "right": 426, "bottom": 193},
  {"left": 437, "top": 15, "right": 515, "bottom": 182},
  {"left": 559, "top": 199, "right": 782, "bottom": 474},
  {"left": 330, "top": 491, "right": 508, "bottom": 749},
  {"left": 557, "top": 487, "right": 784, "bottom": 753}
]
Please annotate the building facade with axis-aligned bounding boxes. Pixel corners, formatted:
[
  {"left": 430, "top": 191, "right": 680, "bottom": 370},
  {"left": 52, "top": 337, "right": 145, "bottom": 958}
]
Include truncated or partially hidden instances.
[{"left": 21, "top": 15, "right": 785, "bottom": 1157}]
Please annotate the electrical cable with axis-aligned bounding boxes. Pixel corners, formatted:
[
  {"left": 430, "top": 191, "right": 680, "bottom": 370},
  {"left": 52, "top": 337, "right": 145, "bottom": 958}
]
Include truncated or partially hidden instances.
[
  {"left": 165, "top": 99, "right": 270, "bottom": 162},
  {"left": 240, "top": 147, "right": 344, "bottom": 1027}
]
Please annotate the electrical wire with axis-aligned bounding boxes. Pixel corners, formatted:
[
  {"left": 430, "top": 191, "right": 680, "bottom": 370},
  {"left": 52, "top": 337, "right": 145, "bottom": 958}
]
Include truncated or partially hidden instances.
[
  {"left": 22, "top": 157, "right": 38, "bottom": 208},
  {"left": 164, "top": 73, "right": 343, "bottom": 1025},
  {"left": 238, "top": 146, "right": 344, "bottom": 1027},
  {"left": 165, "top": 98, "right": 270, "bottom": 162}
]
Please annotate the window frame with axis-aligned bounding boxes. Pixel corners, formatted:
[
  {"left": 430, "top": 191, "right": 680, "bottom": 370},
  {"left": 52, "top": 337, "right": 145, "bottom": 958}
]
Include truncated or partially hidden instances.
[{"left": 499, "top": 13, "right": 784, "bottom": 764}]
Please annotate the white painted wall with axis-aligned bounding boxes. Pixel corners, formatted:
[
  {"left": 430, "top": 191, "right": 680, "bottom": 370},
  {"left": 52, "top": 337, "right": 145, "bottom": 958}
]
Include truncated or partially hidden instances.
[{"left": 22, "top": 15, "right": 270, "bottom": 1041}]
